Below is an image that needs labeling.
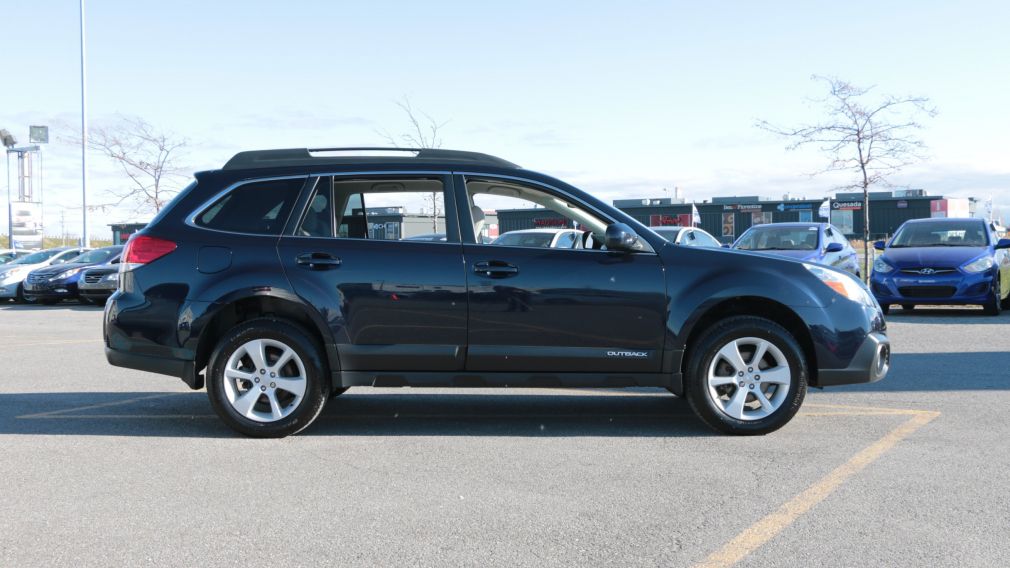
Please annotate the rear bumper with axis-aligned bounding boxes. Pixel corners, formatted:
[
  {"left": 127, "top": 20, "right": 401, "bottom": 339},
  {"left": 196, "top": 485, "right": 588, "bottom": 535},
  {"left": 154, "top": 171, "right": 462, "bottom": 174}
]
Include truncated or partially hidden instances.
[
  {"left": 105, "top": 347, "right": 200, "bottom": 389},
  {"left": 817, "top": 332, "right": 890, "bottom": 386}
]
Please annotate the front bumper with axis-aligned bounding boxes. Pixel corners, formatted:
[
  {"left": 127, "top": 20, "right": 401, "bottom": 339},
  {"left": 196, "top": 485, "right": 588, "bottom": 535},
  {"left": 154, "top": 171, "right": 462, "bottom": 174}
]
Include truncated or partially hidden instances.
[
  {"left": 22, "top": 279, "right": 79, "bottom": 300},
  {"left": 817, "top": 332, "right": 890, "bottom": 386},
  {"left": 0, "top": 281, "right": 21, "bottom": 298},
  {"left": 871, "top": 269, "right": 993, "bottom": 305}
]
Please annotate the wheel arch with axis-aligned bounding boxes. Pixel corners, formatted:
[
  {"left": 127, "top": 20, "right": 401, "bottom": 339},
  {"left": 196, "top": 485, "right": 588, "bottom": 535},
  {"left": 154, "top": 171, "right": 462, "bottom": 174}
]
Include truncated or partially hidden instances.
[
  {"left": 193, "top": 290, "right": 339, "bottom": 389},
  {"left": 679, "top": 296, "right": 820, "bottom": 387}
]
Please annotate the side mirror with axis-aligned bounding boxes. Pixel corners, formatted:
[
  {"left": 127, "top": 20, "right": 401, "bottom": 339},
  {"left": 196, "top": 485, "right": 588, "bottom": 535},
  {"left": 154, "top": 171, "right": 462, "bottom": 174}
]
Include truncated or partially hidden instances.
[
  {"left": 825, "top": 242, "right": 844, "bottom": 253},
  {"left": 996, "top": 238, "right": 1010, "bottom": 250},
  {"left": 721, "top": 243, "right": 732, "bottom": 249},
  {"left": 873, "top": 240, "right": 886, "bottom": 251},
  {"left": 604, "top": 223, "right": 641, "bottom": 252}
]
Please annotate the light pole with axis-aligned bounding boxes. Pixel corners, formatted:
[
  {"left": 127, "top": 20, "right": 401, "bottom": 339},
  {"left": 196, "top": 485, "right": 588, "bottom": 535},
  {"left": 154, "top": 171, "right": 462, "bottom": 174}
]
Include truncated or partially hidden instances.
[
  {"left": 80, "top": 0, "right": 89, "bottom": 247},
  {"left": 2, "top": 129, "right": 16, "bottom": 249}
]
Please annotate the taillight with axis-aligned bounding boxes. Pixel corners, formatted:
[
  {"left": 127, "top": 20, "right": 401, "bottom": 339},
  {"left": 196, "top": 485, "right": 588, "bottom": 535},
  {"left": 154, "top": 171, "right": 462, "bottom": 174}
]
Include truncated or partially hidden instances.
[{"left": 121, "top": 235, "right": 177, "bottom": 271}]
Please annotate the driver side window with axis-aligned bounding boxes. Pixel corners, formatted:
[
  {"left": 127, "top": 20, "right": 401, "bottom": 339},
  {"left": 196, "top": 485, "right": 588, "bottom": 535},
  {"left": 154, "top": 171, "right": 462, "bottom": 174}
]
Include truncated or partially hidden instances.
[{"left": 464, "top": 177, "right": 609, "bottom": 250}]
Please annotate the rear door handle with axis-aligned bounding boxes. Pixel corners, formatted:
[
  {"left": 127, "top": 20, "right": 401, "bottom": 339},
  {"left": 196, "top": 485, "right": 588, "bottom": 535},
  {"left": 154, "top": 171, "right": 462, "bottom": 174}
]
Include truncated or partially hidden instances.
[
  {"left": 296, "top": 252, "right": 342, "bottom": 270},
  {"left": 474, "top": 260, "right": 519, "bottom": 278}
]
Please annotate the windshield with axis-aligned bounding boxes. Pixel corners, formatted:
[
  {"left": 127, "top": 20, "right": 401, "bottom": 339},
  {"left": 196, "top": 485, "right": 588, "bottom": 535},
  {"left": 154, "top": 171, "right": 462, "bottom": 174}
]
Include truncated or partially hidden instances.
[
  {"left": 735, "top": 226, "right": 819, "bottom": 251},
  {"left": 12, "top": 249, "right": 61, "bottom": 265},
  {"left": 68, "top": 247, "right": 122, "bottom": 264},
  {"left": 652, "top": 228, "right": 683, "bottom": 242},
  {"left": 493, "top": 232, "right": 556, "bottom": 248},
  {"left": 890, "top": 221, "right": 989, "bottom": 247}
]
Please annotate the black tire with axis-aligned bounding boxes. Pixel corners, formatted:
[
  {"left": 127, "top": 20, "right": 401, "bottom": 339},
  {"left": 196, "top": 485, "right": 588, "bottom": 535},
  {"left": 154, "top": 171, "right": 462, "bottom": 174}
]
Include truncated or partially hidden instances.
[
  {"left": 330, "top": 387, "right": 349, "bottom": 399},
  {"left": 15, "top": 284, "right": 35, "bottom": 305},
  {"left": 881, "top": 304, "right": 891, "bottom": 315},
  {"left": 901, "top": 304, "right": 915, "bottom": 311},
  {"left": 79, "top": 296, "right": 95, "bottom": 306},
  {"left": 983, "top": 277, "right": 1002, "bottom": 316},
  {"left": 206, "top": 318, "right": 330, "bottom": 438},
  {"left": 684, "top": 316, "right": 807, "bottom": 435}
]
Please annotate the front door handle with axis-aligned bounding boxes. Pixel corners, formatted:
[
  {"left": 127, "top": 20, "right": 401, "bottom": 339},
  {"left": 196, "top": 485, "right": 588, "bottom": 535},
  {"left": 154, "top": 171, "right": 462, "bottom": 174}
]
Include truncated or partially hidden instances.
[
  {"left": 474, "top": 260, "right": 519, "bottom": 278},
  {"left": 296, "top": 252, "right": 342, "bottom": 270}
]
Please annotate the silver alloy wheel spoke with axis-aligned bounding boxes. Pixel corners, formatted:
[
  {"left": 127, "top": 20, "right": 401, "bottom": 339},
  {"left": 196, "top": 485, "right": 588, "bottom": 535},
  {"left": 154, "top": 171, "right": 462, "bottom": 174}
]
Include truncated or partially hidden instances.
[
  {"left": 232, "top": 389, "right": 261, "bottom": 417},
  {"left": 716, "top": 340, "right": 748, "bottom": 373},
  {"left": 706, "top": 336, "right": 791, "bottom": 422},
  {"left": 724, "top": 387, "right": 750, "bottom": 419},
  {"left": 244, "top": 339, "right": 269, "bottom": 373},
  {"left": 760, "top": 366, "right": 791, "bottom": 385},
  {"left": 272, "top": 376, "right": 306, "bottom": 398},
  {"left": 223, "top": 338, "right": 308, "bottom": 423}
]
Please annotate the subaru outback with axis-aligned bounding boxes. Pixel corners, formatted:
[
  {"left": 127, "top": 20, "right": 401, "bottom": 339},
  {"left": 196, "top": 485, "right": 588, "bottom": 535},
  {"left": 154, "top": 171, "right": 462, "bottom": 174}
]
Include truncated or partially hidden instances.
[{"left": 104, "top": 148, "right": 890, "bottom": 437}]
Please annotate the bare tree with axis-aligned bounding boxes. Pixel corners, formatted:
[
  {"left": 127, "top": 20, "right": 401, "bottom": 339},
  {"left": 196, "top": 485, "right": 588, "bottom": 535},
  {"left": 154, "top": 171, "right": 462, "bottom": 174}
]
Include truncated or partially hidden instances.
[
  {"left": 85, "top": 115, "right": 188, "bottom": 214},
  {"left": 758, "top": 76, "right": 936, "bottom": 278},
  {"left": 378, "top": 97, "right": 449, "bottom": 232}
]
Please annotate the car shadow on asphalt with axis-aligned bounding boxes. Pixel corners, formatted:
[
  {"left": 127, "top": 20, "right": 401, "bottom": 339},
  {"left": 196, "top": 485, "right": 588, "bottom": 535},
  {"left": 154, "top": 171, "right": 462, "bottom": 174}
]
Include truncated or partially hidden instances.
[
  {"left": 0, "top": 390, "right": 716, "bottom": 438},
  {"left": 885, "top": 307, "right": 1005, "bottom": 324}
]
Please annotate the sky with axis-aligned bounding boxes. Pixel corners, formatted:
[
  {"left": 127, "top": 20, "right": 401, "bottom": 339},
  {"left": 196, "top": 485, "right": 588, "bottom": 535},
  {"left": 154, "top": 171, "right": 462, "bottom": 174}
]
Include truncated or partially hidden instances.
[{"left": 2, "top": 0, "right": 1009, "bottom": 239}]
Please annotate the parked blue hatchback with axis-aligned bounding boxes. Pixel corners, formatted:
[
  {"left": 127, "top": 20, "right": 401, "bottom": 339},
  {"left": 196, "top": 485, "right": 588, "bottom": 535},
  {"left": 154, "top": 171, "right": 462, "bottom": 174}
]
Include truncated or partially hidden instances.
[
  {"left": 870, "top": 218, "right": 1010, "bottom": 315},
  {"left": 732, "top": 222, "right": 860, "bottom": 276}
]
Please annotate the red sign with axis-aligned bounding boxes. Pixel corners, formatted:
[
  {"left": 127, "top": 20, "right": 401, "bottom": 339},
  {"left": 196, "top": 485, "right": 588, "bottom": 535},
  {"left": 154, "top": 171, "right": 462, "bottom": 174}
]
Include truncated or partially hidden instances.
[
  {"left": 533, "top": 217, "right": 568, "bottom": 228},
  {"left": 649, "top": 214, "right": 692, "bottom": 227}
]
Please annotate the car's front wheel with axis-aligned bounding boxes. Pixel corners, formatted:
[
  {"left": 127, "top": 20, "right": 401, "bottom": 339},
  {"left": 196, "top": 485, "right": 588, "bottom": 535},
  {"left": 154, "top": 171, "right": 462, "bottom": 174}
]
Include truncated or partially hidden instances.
[
  {"left": 684, "top": 316, "right": 807, "bottom": 435},
  {"left": 983, "top": 276, "right": 1002, "bottom": 316},
  {"left": 207, "top": 318, "right": 329, "bottom": 438}
]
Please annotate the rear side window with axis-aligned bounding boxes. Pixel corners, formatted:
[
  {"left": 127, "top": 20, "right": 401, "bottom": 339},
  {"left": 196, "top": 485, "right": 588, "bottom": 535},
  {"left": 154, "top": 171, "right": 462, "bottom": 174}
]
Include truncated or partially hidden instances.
[{"left": 196, "top": 178, "right": 305, "bottom": 234}]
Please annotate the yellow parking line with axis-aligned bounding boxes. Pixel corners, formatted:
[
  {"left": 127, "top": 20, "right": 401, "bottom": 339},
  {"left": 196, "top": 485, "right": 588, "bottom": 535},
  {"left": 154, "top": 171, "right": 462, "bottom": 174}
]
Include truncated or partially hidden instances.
[
  {"left": 17, "top": 393, "right": 182, "bottom": 419},
  {"left": 3, "top": 339, "right": 102, "bottom": 348},
  {"left": 694, "top": 410, "right": 940, "bottom": 568}
]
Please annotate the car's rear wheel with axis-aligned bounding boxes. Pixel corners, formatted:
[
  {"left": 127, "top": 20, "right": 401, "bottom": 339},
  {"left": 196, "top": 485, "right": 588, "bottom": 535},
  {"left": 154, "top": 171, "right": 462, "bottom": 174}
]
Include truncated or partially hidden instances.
[
  {"left": 207, "top": 318, "right": 329, "bottom": 438},
  {"left": 684, "top": 316, "right": 807, "bottom": 435},
  {"left": 983, "top": 277, "right": 1002, "bottom": 316}
]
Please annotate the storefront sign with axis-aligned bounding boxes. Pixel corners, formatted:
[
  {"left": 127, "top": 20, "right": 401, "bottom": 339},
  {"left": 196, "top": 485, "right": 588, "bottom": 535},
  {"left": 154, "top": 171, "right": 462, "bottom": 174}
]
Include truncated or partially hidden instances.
[{"left": 832, "top": 201, "right": 862, "bottom": 211}]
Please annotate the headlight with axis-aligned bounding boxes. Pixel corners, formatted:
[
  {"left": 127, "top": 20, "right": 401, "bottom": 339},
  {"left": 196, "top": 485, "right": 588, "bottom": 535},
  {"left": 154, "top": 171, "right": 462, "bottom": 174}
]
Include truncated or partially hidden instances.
[
  {"left": 962, "top": 256, "right": 994, "bottom": 273},
  {"left": 804, "top": 263, "right": 875, "bottom": 306},
  {"left": 102, "top": 273, "right": 118, "bottom": 282},
  {"left": 0, "top": 267, "right": 24, "bottom": 280},
  {"left": 873, "top": 258, "right": 894, "bottom": 273},
  {"left": 52, "top": 268, "right": 82, "bottom": 281}
]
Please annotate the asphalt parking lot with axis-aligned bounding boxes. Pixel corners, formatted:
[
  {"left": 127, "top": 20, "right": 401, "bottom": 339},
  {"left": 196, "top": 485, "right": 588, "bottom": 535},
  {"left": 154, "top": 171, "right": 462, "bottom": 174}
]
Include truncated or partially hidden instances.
[{"left": 1, "top": 304, "right": 1007, "bottom": 567}]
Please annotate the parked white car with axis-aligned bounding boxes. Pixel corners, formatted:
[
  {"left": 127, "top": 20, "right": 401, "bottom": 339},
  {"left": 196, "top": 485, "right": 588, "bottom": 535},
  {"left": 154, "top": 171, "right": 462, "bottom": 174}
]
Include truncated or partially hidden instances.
[
  {"left": 0, "top": 247, "right": 89, "bottom": 303},
  {"left": 651, "top": 226, "right": 723, "bottom": 248},
  {"left": 491, "top": 228, "right": 585, "bottom": 249}
]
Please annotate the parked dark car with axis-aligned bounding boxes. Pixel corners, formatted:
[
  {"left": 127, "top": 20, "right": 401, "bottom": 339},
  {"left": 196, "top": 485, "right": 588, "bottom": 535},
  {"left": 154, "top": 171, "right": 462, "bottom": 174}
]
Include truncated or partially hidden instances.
[
  {"left": 870, "top": 218, "right": 1010, "bottom": 315},
  {"left": 104, "top": 147, "right": 889, "bottom": 437},
  {"left": 24, "top": 246, "right": 123, "bottom": 305},
  {"left": 77, "top": 253, "right": 125, "bottom": 305},
  {"left": 733, "top": 222, "right": 861, "bottom": 277}
]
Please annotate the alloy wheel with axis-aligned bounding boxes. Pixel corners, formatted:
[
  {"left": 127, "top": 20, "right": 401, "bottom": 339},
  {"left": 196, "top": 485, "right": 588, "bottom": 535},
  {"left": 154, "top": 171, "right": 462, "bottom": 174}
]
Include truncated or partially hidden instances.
[
  {"left": 223, "top": 338, "right": 307, "bottom": 423},
  {"left": 706, "top": 336, "right": 791, "bottom": 421}
]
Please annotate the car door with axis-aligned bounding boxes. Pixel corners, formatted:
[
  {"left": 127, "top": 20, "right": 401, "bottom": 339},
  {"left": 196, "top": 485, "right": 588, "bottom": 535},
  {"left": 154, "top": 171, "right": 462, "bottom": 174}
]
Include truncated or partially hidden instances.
[
  {"left": 277, "top": 173, "right": 468, "bottom": 372},
  {"left": 455, "top": 174, "right": 667, "bottom": 373}
]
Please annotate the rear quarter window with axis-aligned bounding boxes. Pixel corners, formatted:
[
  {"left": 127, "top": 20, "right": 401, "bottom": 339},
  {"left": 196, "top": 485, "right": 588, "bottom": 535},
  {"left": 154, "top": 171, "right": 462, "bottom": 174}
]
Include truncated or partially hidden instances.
[{"left": 195, "top": 178, "right": 305, "bottom": 235}]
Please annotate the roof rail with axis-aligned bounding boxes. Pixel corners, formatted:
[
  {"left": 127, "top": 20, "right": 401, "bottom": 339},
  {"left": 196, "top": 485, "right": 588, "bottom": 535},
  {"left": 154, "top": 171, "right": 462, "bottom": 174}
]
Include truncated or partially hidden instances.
[{"left": 221, "top": 147, "right": 520, "bottom": 171}]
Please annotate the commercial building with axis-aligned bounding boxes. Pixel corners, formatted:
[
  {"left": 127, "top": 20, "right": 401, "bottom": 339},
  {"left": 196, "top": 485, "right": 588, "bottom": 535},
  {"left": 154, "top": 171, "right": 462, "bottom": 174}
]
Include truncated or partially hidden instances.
[{"left": 495, "top": 191, "right": 971, "bottom": 244}]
